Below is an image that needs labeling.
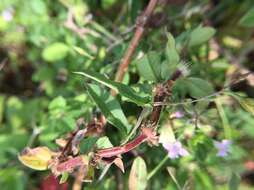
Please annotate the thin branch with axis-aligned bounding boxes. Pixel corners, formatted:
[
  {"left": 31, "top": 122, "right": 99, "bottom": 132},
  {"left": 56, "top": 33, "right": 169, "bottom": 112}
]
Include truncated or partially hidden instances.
[
  {"left": 94, "top": 70, "right": 182, "bottom": 160},
  {"left": 114, "top": 0, "right": 159, "bottom": 83}
]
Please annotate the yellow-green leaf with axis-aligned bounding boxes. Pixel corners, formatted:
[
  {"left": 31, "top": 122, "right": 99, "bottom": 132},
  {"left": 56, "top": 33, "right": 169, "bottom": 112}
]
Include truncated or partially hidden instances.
[
  {"left": 129, "top": 157, "right": 147, "bottom": 190},
  {"left": 18, "top": 147, "right": 54, "bottom": 170}
]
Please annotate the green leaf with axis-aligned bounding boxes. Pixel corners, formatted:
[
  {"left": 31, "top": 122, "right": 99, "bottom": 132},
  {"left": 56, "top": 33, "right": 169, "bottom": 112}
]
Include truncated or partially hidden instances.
[
  {"left": 136, "top": 51, "right": 161, "bottom": 82},
  {"left": 59, "top": 172, "right": 69, "bottom": 184},
  {"left": 232, "top": 96, "right": 254, "bottom": 116},
  {"left": 87, "top": 84, "right": 129, "bottom": 134},
  {"left": 162, "top": 33, "right": 180, "bottom": 80},
  {"left": 80, "top": 137, "right": 99, "bottom": 154},
  {"left": 165, "top": 33, "right": 180, "bottom": 66},
  {"left": 239, "top": 7, "right": 254, "bottom": 27},
  {"left": 42, "top": 42, "right": 69, "bottom": 62},
  {"left": 186, "top": 77, "right": 214, "bottom": 99},
  {"left": 229, "top": 172, "right": 240, "bottom": 190},
  {"left": 128, "top": 157, "right": 147, "bottom": 190},
  {"left": 239, "top": 98, "right": 254, "bottom": 115},
  {"left": 189, "top": 26, "right": 216, "bottom": 47},
  {"left": 96, "top": 136, "right": 113, "bottom": 149},
  {"left": 49, "top": 96, "right": 66, "bottom": 110},
  {"left": 74, "top": 71, "right": 150, "bottom": 105}
]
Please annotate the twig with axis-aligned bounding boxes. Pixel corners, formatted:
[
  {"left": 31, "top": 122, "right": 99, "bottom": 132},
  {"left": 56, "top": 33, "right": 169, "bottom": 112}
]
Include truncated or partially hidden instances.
[
  {"left": 147, "top": 155, "right": 168, "bottom": 180},
  {"left": 94, "top": 70, "right": 182, "bottom": 160},
  {"left": 121, "top": 107, "right": 151, "bottom": 145},
  {"left": 114, "top": 0, "right": 159, "bottom": 83}
]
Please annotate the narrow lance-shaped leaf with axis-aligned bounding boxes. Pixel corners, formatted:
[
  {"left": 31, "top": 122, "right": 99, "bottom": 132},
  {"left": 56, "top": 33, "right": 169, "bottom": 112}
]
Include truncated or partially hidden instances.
[
  {"left": 161, "top": 33, "right": 180, "bottom": 80},
  {"left": 74, "top": 71, "right": 151, "bottom": 105},
  {"left": 59, "top": 172, "right": 69, "bottom": 184},
  {"left": 87, "top": 84, "right": 129, "bottom": 135},
  {"left": 128, "top": 157, "right": 147, "bottom": 190}
]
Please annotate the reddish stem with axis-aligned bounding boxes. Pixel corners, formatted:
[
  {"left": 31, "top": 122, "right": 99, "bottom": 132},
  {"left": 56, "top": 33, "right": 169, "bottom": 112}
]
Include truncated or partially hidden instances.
[
  {"left": 114, "top": 0, "right": 159, "bottom": 83},
  {"left": 96, "top": 134, "right": 147, "bottom": 158}
]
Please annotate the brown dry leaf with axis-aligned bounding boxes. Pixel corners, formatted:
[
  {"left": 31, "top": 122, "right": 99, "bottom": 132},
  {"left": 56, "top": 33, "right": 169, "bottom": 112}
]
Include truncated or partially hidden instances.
[{"left": 113, "top": 157, "right": 125, "bottom": 173}]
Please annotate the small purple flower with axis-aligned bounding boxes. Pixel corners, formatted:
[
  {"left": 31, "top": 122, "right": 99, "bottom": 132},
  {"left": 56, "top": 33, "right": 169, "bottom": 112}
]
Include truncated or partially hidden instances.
[
  {"left": 175, "top": 111, "right": 184, "bottom": 118},
  {"left": 170, "top": 111, "right": 184, "bottom": 119},
  {"left": 163, "top": 141, "right": 189, "bottom": 159},
  {"left": 214, "top": 139, "right": 231, "bottom": 157},
  {"left": 1, "top": 7, "right": 14, "bottom": 22}
]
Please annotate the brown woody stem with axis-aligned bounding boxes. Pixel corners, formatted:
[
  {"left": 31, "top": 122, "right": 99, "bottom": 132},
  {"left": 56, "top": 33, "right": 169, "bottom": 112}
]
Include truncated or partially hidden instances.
[
  {"left": 95, "top": 70, "right": 182, "bottom": 159},
  {"left": 114, "top": 0, "right": 159, "bottom": 83},
  {"left": 96, "top": 133, "right": 147, "bottom": 158}
]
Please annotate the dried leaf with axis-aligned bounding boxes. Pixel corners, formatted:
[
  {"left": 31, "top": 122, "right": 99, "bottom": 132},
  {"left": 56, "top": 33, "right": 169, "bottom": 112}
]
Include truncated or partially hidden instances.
[
  {"left": 113, "top": 158, "right": 125, "bottom": 173},
  {"left": 55, "top": 156, "right": 88, "bottom": 174},
  {"left": 18, "top": 147, "right": 54, "bottom": 170}
]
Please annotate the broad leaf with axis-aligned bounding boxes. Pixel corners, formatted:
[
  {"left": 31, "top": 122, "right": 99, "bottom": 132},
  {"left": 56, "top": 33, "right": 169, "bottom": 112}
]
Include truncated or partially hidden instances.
[
  {"left": 18, "top": 147, "right": 54, "bottom": 171},
  {"left": 189, "top": 26, "right": 216, "bottom": 47},
  {"left": 186, "top": 77, "right": 214, "bottom": 99},
  {"left": 229, "top": 172, "right": 240, "bottom": 190},
  {"left": 87, "top": 84, "right": 129, "bottom": 134},
  {"left": 96, "top": 136, "right": 113, "bottom": 149},
  {"left": 162, "top": 33, "right": 180, "bottom": 80},
  {"left": 239, "top": 7, "right": 254, "bottom": 27},
  {"left": 79, "top": 136, "right": 99, "bottom": 154},
  {"left": 128, "top": 157, "right": 147, "bottom": 190},
  {"left": 42, "top": 42, "right": 69, "bottom": 62},
  {"left": 137, "top": 51, "right": 161, "bottom": 82},
  {"left": 230, "top": 95, "right": 254, "bottom": 116},
  {"left": 74, "top": 71, "right": 151, "bottom": 105}
]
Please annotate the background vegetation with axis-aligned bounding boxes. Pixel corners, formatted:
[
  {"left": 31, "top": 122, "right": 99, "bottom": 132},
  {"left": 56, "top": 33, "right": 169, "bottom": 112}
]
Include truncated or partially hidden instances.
[{"left": 0, "top": 0, "right": 254, "bottom": 189}]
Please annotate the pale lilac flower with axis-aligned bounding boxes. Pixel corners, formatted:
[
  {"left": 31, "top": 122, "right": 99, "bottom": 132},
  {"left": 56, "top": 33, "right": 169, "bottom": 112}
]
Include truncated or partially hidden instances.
[
  {"left": 171, "top": 111, "right": 184, "bottom": 119},
  {"left": 1, "top": 7, "right": 14, "bottom": 22},
  {"left": 163, "top": 141, "right": 189, "bottom": 159},
  {"left": 214, "top": 139, "right": 231, "bottom": 157}
]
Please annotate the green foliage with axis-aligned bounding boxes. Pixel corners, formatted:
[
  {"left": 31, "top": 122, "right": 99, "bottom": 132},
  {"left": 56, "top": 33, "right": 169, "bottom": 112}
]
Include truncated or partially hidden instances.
[
  {"left": 42, "top": 42, "right": 69, "bottom": 62},
  {"left": 74, "top": 71, "right": 151, "bottom": 105},
  {"left": 239, "top": 7, "right": 254, "bottom": 27},
  {"left": 137, "top": 51, "right": 161, "bottom": 82},
  {"left": 189, "top": 26, "right": 216, "bottom": 47},
  {"left": 87, "top": 84, "right": 130, "bottom": 134}
]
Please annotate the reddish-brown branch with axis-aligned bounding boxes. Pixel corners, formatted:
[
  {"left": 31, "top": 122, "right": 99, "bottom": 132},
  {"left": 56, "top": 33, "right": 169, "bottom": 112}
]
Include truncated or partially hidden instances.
[
  {"left": 96, "top": 133, "right": 147, "bottom": 158},
  {"left": 95, "top": 71, "right": 181, "bottom": 160},
  {"left": 114, "top": 0, "right": 159, "bottom": 83}
]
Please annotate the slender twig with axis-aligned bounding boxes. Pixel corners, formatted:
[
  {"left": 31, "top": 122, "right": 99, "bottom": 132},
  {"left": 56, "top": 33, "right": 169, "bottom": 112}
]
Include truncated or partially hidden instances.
[
  {"left": 121, "top": 107, "right": 151, "bottom": 145},
  {"left": 147, "top": 155, "right": 168, "bottom": 180},
  {"left": 94, "top": 70, "right": 182, "bottom": 160},
  {"left": 114, "top": 0, "right": 159, "bottom": 83}
]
